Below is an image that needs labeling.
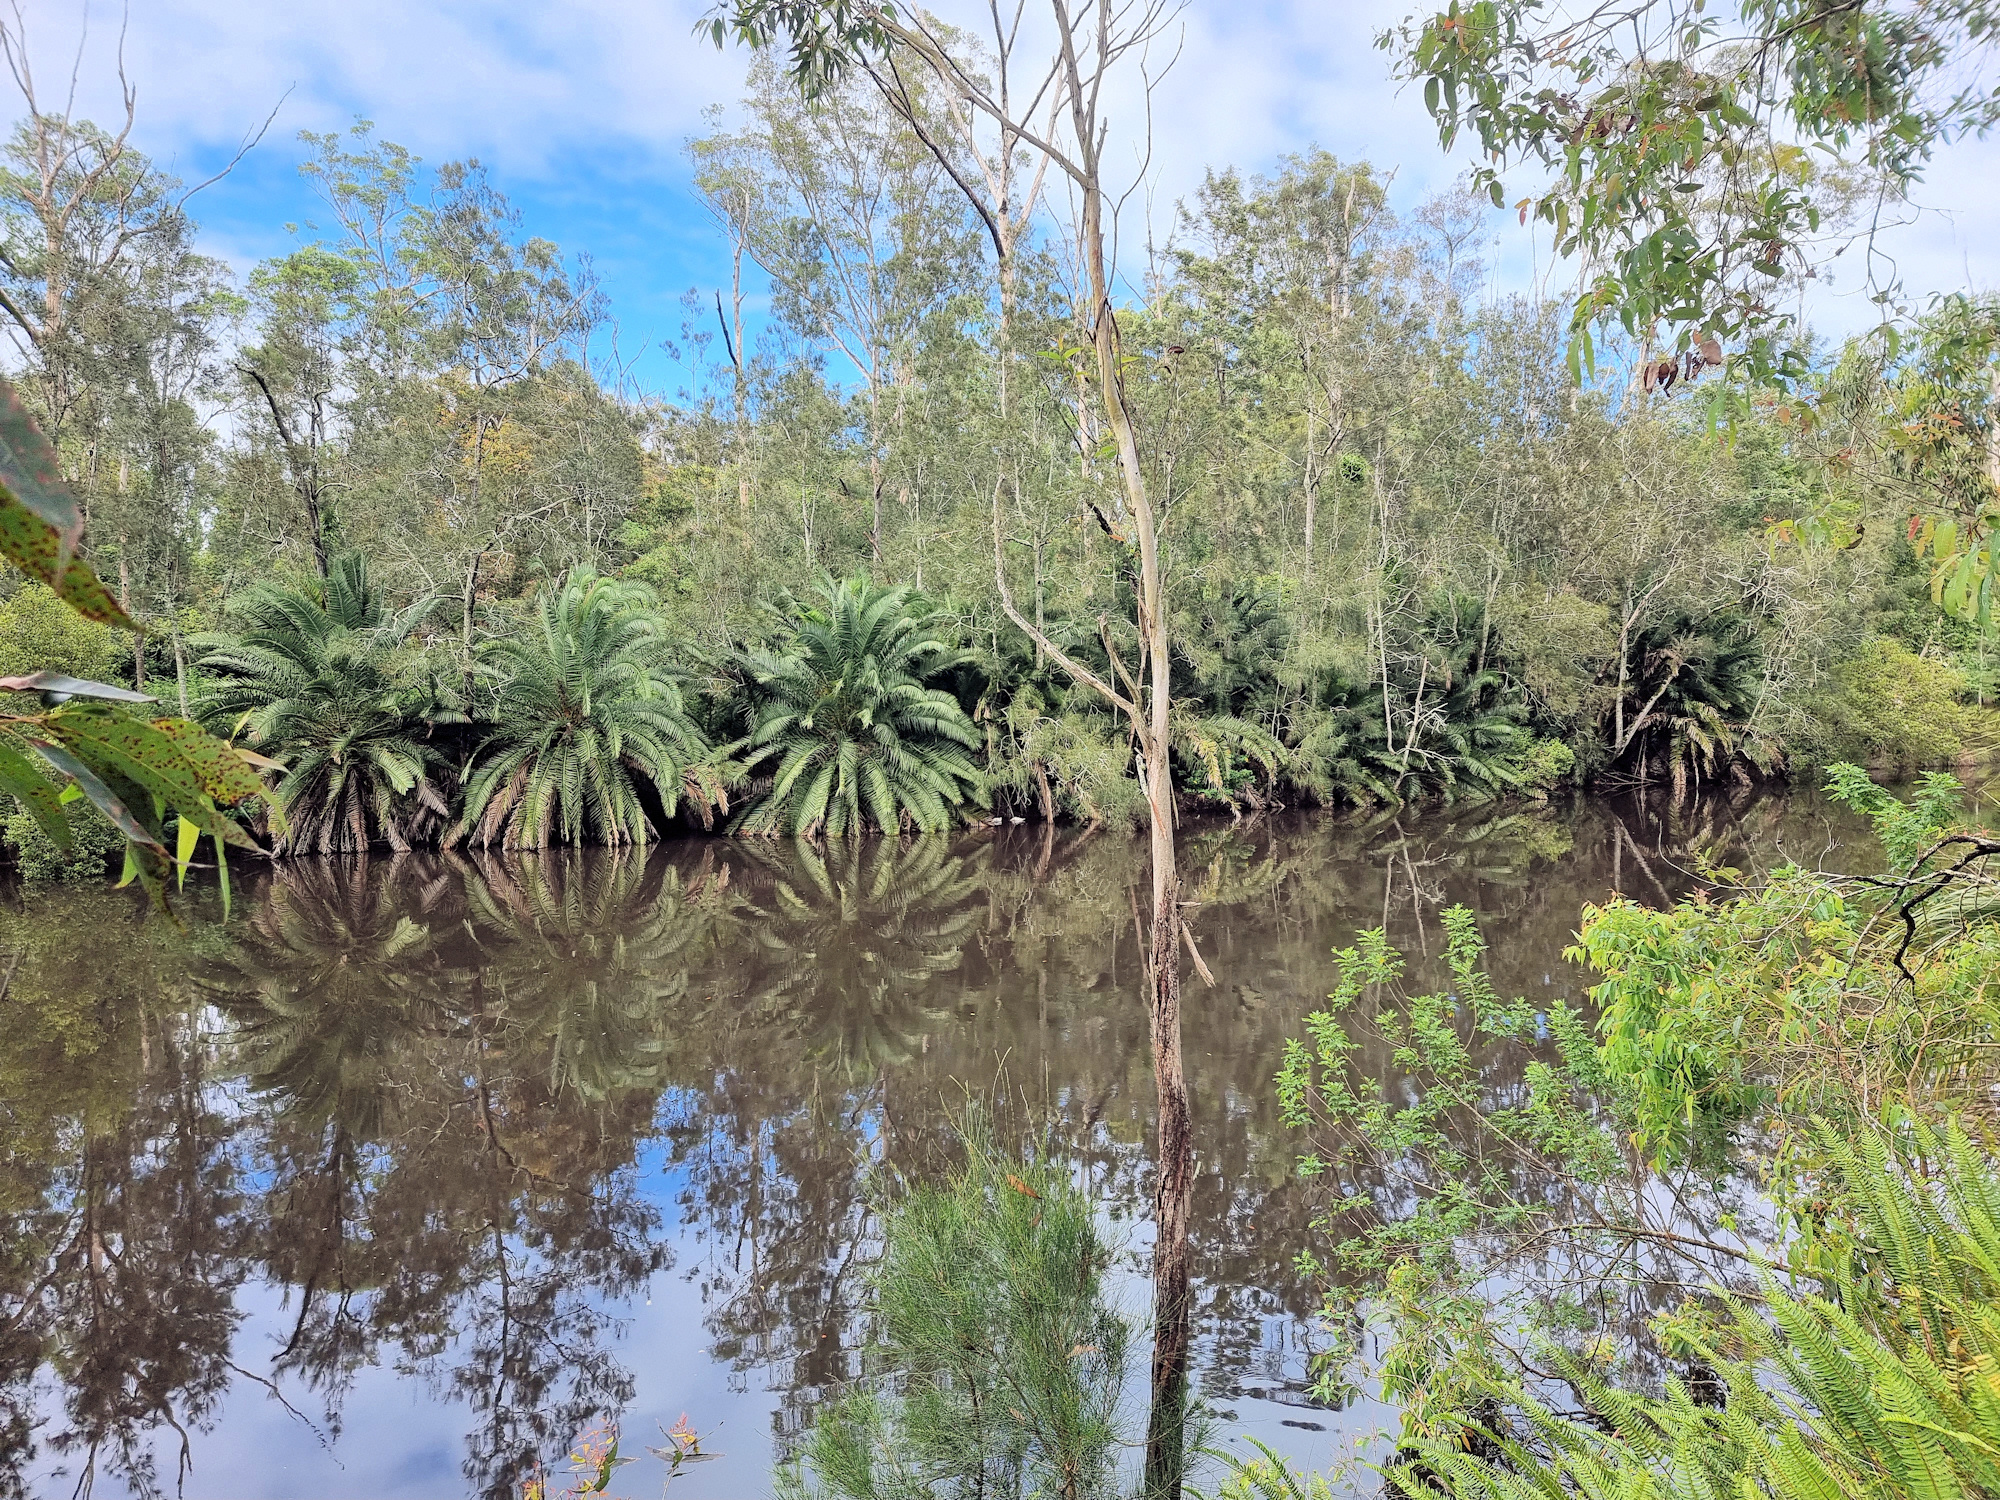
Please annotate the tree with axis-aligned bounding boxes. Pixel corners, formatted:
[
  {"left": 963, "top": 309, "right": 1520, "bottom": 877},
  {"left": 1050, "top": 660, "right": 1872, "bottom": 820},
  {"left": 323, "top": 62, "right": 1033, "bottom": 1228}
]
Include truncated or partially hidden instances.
[
  {"left": 193, "top": 551, "right": 458, "bottom": 854},
  {"left": 457, "top": 570, "right": 722, "bottom": 848},
  {"left": 779, "top": 1120, "right": 1130, "bottom": 1500},
  {"left": 1391, "top": 0, "right": 2000, "bottom": 382},
  {"left": 689, "top": 59, "right": 984, "bottom": 565},
  {"left": 1388, "top": 0, "right": 2000, "bottom": 624},
  {"left": 708, "top": 2, "right": 1204, "bottom": 1490},
  {"left": 0, "top": 372, "right": 275, "bottom": 908},
  {"left": 734, "top": 574, "right": 983, "bottom": 836}
]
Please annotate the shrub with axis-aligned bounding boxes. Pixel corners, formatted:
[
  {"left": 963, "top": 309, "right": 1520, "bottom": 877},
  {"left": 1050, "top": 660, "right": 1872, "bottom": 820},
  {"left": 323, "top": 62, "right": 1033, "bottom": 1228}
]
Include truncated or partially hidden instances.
[
  {"left": 0, "top": 582, "right": 125, "bottom": 682},
  {"left": 195, "top": 552, "right": 459, "bottom": 853},
  {"left": 778, "top": 1119, "right": 1130, "bottom": 1500},
  {"left": 4, "top": 795, "right": 122, "bottom": 882},
  {"left": 1801, "top": 637, "right": 1976, "bottom": 768}
]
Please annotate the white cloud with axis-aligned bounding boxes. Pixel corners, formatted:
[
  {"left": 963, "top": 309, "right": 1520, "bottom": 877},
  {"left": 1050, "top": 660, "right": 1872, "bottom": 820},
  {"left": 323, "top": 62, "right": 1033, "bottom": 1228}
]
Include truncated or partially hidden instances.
[{"left": 14, "top": 0, "right": 1996, "bottom": 333}]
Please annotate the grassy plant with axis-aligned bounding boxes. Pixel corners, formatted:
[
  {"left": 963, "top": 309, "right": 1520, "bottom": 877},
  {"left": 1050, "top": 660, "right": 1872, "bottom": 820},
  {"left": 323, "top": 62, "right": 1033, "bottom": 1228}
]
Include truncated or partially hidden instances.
[
  {"left": 779, "top": 1118, "right": 1132, "bottom": 1500},
  {"left": 1381, "top": 1121, "right": 2000, "bottom": 1500}
]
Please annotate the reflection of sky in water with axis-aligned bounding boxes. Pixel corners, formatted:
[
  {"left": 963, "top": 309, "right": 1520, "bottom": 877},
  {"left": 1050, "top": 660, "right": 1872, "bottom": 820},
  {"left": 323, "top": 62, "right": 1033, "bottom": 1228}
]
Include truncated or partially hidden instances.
[
  {"left": 6, "top": 786, "right": 1905, "bottom": 1499},
  {"left": 25, "top": 1132, "right": 1354, "bottom": 1498}
]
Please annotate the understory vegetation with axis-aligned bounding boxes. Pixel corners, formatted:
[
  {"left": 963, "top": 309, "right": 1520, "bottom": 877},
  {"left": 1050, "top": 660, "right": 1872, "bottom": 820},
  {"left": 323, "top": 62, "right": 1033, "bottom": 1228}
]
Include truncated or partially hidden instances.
[
  {"left": 3, "top": 81, "right": 1997, "bottom": 869},
  {"left": 1235, "top": 764, "right": 2000, "bottom": 1498}
]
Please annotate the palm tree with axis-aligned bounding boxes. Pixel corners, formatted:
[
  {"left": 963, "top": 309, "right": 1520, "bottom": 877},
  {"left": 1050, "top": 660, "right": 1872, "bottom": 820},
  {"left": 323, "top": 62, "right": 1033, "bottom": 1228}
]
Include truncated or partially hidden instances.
[
  {"left": 195, "top": 552, "right": 458, "bottom": 854},
  {"left": 456, "top": 570, "right": 723, "bottom": 849},
  {"left": 734, "top": 576, "right": 984, "bottom": 837}
]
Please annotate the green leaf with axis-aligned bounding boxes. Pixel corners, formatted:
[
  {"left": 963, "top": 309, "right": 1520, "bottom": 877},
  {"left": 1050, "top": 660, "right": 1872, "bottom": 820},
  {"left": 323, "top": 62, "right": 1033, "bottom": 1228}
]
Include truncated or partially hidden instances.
[
  {"left": 147, "top": 716, "right": 276, "bottom": 813},
  {"left": 0, "top": 377, "right": 135, "bottom": 628},
  {"left": 30, "top": 738, "right": 164, "bottom": 850},
  {"left": 43, "top": 706, "right": 255, "bottom": 847},
  {"left": 0, "top": 671, "right": 154, "bottom": 703},
  {"left": 0, "top": 735, "right": 72, "bottom": 848},
  {"left": 176, "top": 815, "right": 200, "bottom": 892}
]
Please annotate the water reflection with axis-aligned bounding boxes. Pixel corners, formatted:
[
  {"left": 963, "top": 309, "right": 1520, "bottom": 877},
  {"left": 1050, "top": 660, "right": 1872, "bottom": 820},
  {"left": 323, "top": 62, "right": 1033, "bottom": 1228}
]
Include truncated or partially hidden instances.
[{"left": 0, "top": 785, "right": 1888, "bottom": 1498}]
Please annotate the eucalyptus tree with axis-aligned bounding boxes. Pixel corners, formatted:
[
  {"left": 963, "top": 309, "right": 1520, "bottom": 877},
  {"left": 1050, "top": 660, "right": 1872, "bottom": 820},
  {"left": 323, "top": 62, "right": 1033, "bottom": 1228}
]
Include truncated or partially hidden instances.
[
  {"left": 1390, "top": 0, "right": 2000, "bottom": 616},
  {"left": 689, "top": 56, "right": 986, "bottom": 565},
  {"left": 234, "top": 124, "right": 635, "bottom": 624},
  {"left": 0, "top": 24, "right": 248, "bottom": 685}
]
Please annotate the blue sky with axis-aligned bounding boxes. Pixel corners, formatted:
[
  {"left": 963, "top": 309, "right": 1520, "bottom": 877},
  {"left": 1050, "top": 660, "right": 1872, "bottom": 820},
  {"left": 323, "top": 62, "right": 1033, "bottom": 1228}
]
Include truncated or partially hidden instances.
[{"left": 23, "top": 0, "right": 2000, "bottom": 397}]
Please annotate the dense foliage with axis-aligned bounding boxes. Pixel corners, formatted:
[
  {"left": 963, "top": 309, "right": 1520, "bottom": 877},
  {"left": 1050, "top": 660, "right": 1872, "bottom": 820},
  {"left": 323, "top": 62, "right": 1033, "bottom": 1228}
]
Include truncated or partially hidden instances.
[
  {"left": 1269, "top": 763, "right": 1999, "bottom": 1486},
  {"left": 735, "top": 577, "right": 984, "bottom": 836},
  {"left": 195, "top": 552, "right": 457, "bottom": 853},
  {"left": 779, "top": 1120, "right": 1130, "bottom": 1500},
  {"left": 4, "top": 75, "right": 1995, "bottom": 869},
  {"left": 457, "top": 570, "right": 721, "bottom": 848}
]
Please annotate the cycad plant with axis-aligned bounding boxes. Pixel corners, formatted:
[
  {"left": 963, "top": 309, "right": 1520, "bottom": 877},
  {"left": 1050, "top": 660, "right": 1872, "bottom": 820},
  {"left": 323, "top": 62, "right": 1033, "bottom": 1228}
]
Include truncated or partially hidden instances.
[
  {"left": 733, "top": 576, "right": 984, "bottom": 837},
  {"left": 456, "top": 570, "right": 723, "bottom": 849},
  {"left": 1608, "top": 613, "right": 1776, "bottom": 794},
  {"left": 196, "top": 552, "right": 457, "bottom": 854}
]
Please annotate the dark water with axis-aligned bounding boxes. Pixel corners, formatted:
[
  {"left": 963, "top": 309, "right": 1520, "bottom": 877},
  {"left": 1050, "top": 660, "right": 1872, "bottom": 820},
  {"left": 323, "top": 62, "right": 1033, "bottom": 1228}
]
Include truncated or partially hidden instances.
[{"left": 0, "top": 786, "right": 1894, "bottom": 1499}]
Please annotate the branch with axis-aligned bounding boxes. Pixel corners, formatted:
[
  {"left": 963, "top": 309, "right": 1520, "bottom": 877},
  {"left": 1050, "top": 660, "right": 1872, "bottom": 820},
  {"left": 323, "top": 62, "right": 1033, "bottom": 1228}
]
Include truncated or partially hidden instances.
[
  {"left": 867, "top": 56, "right": 1004, "bottom": 259},
  {"left": 176, "top": 88, "right": 288, "bottom": 211},
  {"left": 990, "top": 473, "right": 1133, "bottom": 715}
]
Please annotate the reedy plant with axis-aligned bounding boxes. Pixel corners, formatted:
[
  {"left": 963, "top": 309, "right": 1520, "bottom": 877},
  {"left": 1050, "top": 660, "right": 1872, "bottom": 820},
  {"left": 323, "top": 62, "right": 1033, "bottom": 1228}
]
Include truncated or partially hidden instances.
[
  {"left": 195, "top": 551, "right": 457, "bottom": 854},
  {"left": 733, "top": 576, "right": 984, "bottom": 837},
  {"left": 457, "top": 570, "right": 726, "bottom": 849}
]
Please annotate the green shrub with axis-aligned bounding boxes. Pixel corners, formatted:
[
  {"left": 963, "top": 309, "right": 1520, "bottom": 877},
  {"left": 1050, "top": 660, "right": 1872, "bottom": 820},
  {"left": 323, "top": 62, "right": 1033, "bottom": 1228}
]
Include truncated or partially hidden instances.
[
  {"left": 1518, "top": 737, "right": 1576, "bottom": 794},
  {"left": 4, "top": 796, "right": 122, "bottom": 882},
  {"left": 999, "top": 700, "right": 1148, "bottom": 829},
  {"left": 195, "top": 552, "right": 462, "bottom": 854},
  {"left": 0, "top": 581, "right": 125, "bottom": 682},
  {"left": 1801, "top": 637, "right": 1976, "bottom": 768},
  {"left": 778, "top": 1118, "right": 1130, "bottom": 1500},
  {"left": 460, "top": 569, "right": 722, "bottom": 848}
]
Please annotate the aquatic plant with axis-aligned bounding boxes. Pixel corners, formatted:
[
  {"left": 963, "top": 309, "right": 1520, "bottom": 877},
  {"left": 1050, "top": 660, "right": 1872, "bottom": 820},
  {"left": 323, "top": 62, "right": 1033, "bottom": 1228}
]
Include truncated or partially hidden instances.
[{"left": 778, "top": 1118, "right": 1131, "bottom": 1500}]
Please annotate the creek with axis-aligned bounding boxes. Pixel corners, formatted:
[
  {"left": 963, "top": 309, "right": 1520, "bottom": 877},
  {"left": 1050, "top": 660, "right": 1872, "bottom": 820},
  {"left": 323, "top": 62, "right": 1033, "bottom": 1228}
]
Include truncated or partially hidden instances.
[{"left": 0, "top": 784, "right": 1890, "bottom": 1498}]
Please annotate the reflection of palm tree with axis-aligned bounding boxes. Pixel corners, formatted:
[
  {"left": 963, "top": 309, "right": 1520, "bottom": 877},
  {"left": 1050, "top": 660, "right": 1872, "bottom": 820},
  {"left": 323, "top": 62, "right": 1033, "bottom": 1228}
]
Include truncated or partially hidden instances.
[
  {"left": 209, "top": 858, "right": 465, "bottom": 1139},
  {"left": 733, "top": 837, "right": 980, "bottom": 1075},
  {"left": 463, "top": 846, "right": 743, "bottom": 1102}
]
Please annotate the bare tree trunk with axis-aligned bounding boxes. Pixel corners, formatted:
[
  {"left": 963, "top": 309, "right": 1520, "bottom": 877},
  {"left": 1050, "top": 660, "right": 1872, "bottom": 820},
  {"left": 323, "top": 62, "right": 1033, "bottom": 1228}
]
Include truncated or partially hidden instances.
[
  {"left": 118, "top": 544, "right": 143, "bottom": 688},
  {"left": 172, "top": 628, "right": 189, "bottom": 718}
]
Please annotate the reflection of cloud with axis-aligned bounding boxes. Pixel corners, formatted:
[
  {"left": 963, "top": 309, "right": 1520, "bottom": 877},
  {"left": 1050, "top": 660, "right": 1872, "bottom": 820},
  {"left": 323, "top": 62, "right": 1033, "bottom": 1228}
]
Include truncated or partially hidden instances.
[{"left": 20, "top": 0, "right": 1999, "bottom": 357}]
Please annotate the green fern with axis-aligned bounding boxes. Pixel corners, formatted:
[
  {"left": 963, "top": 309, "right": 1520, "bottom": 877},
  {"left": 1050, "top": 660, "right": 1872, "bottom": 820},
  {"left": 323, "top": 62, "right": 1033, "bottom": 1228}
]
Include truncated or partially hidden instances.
[{"left": 1379, "top": 1120, "right": 2000, "bottom": 1500}]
